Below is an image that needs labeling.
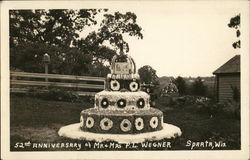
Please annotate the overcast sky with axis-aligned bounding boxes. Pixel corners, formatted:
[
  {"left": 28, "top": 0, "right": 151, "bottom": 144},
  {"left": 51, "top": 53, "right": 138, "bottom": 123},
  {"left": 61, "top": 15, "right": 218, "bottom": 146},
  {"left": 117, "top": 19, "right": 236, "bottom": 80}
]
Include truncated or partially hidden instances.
[
  {"left": 81, "top": 2, "right": 242, "bottom": 77},
  {"left": 121, "top": 2, "right": 242, "bottom": 77}
]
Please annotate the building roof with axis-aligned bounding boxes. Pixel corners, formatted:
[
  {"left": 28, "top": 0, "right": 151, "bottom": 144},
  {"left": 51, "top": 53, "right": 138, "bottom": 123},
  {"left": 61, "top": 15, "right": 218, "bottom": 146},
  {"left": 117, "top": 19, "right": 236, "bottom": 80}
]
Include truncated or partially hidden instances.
[{"left": 213, "top": 55, "right": 240, "bottom": 74}]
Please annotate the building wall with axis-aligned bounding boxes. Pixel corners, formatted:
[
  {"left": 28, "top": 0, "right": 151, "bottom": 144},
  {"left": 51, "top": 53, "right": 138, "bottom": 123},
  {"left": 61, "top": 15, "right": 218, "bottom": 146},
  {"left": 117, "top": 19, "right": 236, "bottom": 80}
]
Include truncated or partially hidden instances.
[{"left": 217, "top": 74, "right": 240, "bottom": 103}]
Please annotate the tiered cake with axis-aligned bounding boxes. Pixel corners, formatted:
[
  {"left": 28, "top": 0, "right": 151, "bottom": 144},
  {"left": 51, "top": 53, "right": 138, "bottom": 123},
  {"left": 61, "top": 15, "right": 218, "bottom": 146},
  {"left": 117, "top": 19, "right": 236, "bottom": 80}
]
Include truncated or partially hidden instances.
[
  {"left": 58, "top": 53, "right": 181, "bottom": 143},
  {"left": 80, "top": 54, "right": 164, "bottom": 134}
]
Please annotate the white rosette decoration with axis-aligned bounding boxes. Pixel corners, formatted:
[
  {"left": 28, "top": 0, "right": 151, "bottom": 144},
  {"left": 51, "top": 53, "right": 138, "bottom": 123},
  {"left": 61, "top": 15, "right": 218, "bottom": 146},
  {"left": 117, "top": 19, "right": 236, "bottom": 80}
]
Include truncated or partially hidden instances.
[
  {"left": 120, "top": 119, "right": 132, "bottom": 132},
  {"left": 110, "top": 80, "right": 120, "bottom": 91},
  {"left": 150, "top": 117, "right": 159, "bottom": 129},
  {"left": 135, "top": 117, "right": 144, "bottom": 131},
  {"left": 86, "top": 117, "right": 94, "bottom": 128},
  {"left": 100, "top": 118, "right": 113, "bottom": 130},
  {"left": 80, "top": 116, "right": 84, "bottom": 128},
  {"left": 146, "top": 88, "right": 150, "bottom": 93},
  {"left": 129, "top": 81, "right": 139, "bottom": 92}
]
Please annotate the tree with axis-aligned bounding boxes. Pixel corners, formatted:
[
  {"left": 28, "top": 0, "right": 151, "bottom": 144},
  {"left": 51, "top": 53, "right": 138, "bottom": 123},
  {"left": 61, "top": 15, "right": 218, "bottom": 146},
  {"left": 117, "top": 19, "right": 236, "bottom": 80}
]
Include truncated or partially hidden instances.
[
  {"left": 73, "top": 38, "right": 117, "bottom": 65},
  {"left": 10, "top": 9, "right": 102, "bottom": 75},
  {"left": 191, "top": 77, "right": 207, "bottom": 96},
  {"left": 9, "top": 9, "right": 100, "bottom": 48},
  {"left": 74, "top": 11, "right": 143, "bottom": 64},
  {"left": 138, "top": 65, "right": 159, "bottom": 85},
  {"left": 10, "top": 9, "right": 143, "bottom": 76},
  {"left": 173, "top": 76, "right": 187, "bottom": 95},
  {"left": 228, "top": 14, "right": 240, "bottom": 49},
  {"left": 10, "top": 42, "right": 93, "bottom": 75},
  {"left": 10, "top": 10, "right": 44, "bottom": 48},
  {"left": 82, "top": 12, "right": 143, "bottom": 53}
]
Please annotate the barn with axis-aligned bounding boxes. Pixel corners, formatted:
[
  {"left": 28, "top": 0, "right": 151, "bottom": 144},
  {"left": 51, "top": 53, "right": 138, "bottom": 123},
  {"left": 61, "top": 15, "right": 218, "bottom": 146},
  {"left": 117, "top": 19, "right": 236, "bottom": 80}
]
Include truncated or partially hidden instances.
[{"left": 213, "top": 55, "right": 240, "bottom": 103}]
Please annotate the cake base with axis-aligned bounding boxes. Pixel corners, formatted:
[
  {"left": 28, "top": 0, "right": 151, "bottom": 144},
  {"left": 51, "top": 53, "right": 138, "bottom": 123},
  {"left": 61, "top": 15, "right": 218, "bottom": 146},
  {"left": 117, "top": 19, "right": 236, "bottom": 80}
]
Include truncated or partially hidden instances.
[
  {"left": 80, "top": 108, "right": 163, "bottom": 134},
  {"left": 58, "top": 123, "right": 182, "bottom": 143}
]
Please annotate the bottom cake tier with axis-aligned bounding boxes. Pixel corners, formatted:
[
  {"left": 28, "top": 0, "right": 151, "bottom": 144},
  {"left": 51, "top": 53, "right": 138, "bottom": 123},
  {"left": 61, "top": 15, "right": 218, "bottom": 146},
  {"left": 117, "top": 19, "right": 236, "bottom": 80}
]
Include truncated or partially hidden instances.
[{"left": 80, "top": 108, "right": 163, "bottom": 134}]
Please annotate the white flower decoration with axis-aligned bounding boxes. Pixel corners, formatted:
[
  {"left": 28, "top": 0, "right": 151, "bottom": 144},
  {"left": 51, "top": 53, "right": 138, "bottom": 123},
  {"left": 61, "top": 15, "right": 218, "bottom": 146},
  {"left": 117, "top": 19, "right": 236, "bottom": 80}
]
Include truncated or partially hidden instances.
[
  {"left": 86, "top": 117, "right": 95, "bottom": 128},
  {"left": 117, "top": 99, "right": 126, "bottom": 108},
  {"left": 80, "top": 116, "right": 84, "bottom": 128},
  {"left": 100, "top": 98, "right": 109, "bottom": 108},
  {"left": 100, "top": 118, "right": 113, "bottom": 131},
  {"left": 135, "top": 117, "right": 144, "bottom": 131},
  {"left": 110, "top": 80, "right": 120, "bottom": 91},
  {"left": 146, "top": 88, "right": 150, "bottom": 93},
  {"left": 137, "top": 98, "right": 145, "bottom": 108},
  {"left": 120, "top": 119, "right": 132, "bottom": 132},
  {"left": 129, "top": 81, "right": 139, "bottom": 92},
  {"left": 150, "top": 117, "right": 158, "bottom": 129}
]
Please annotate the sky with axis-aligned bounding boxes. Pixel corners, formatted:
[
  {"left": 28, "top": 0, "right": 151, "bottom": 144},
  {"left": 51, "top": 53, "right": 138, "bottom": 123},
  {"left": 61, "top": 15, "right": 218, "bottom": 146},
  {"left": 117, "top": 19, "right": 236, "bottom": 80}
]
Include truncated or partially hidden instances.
[
  {"left": 80, "top": 2, "right": 242, "bottom": 77},
  {"left": 126, "top": 2, "right": 241, "bottom": 77}
]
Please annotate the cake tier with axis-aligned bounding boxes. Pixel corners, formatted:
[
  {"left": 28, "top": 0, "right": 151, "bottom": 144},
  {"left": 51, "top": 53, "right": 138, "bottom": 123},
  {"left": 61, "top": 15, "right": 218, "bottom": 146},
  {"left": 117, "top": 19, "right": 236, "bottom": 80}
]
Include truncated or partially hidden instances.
[
  {"left": 95, "top": 91, "right": 150, "bottom": 110},
  {"left": 107, "top": 73, "right": 140, "bottom": 80},
  {"left": 106, "top": 74, "right": 140, "bottom": 92},
  {"left": 80, "top": 108, "right": 163, "bottom": 134}
]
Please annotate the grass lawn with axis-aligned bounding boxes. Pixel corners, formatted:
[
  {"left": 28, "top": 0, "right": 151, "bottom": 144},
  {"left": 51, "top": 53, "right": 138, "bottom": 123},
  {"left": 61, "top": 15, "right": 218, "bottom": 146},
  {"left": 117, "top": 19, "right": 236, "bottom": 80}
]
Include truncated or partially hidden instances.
[{"left": 10, "top": 94, "right": 240, "bottom": 151}]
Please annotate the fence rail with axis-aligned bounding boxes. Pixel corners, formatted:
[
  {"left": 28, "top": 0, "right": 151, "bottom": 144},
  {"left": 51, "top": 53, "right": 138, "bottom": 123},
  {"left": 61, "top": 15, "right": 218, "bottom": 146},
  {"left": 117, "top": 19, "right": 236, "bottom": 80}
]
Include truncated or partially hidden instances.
[
  {"left": 10, "top": 71, "right": 105, "bottom": 96},
  {"left": 10, "top": 72, "right": 105, "bottom": 81}
]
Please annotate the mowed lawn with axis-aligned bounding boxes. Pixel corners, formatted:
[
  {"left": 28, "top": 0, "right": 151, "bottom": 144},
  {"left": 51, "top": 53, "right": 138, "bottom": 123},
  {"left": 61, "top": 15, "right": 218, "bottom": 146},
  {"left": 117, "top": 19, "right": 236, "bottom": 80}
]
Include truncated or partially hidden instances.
[{"left": 10, "top": 94, "right": 240, "bottom": 151}]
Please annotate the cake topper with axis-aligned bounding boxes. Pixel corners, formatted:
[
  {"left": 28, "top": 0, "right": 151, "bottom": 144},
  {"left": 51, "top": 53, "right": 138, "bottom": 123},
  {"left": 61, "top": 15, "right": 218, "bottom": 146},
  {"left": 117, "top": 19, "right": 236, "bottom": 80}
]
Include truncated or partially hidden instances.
[{"left": 110, "top": 54, "right": 136, "bottom": 74}]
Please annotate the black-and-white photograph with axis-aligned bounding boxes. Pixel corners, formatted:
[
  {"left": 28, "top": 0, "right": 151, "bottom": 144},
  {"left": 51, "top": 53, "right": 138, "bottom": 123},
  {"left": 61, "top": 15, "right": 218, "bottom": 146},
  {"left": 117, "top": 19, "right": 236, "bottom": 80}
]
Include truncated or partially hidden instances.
[{"left": 1, "top": 1, "right": 249, "bottom": 160}]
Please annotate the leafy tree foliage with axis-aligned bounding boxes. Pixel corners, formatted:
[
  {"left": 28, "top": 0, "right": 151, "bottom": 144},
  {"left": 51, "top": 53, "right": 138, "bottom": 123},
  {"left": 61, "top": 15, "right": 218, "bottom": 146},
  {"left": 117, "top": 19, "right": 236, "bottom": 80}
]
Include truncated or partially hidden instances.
[
  {"left": 138, "top": 65, "right": 159, "bottom": 85},
  {"left": 73, "top": 35, "right": 117, "bottom": 65},
  {"left": 10, "top": 9, "right": 99, "bottom": 48},
  {"left": 10, "top": 42, "right": 93, "bottom": 75},
  {"left": 173, "top": 76, "right": 187, "bottom": 95},
  {"left": 191, "top": 77, "right": 207, "bottom": 96},
  {"left": 98, "top": 12, "right": 143, "bottom": 52},
  {"left": 9, "top": 9, "right": 143, "bottom": 76},
  {"left": 74, "top": 11, "right": 143, "bottom": 64},
  {"left": 228, "top": 14, "right": 240, "bottom": 49}
]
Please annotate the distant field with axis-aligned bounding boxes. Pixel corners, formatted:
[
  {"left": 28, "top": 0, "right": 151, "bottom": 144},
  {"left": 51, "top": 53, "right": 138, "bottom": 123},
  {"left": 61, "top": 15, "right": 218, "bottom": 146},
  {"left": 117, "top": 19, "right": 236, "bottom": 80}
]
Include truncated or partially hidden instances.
[{"left": 10, "top": 95, "right": 240, "bottom": 151}]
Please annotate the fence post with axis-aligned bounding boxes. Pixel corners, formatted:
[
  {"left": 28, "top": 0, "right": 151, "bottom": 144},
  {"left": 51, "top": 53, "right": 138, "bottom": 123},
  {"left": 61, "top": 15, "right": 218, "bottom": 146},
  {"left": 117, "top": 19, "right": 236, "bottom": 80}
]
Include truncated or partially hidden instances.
[
  {"left": 43, "top": 53, "right": 50, "bottom": 89},
  {"left": 44, "top": 64, "right": 48, "bottom": 81}
]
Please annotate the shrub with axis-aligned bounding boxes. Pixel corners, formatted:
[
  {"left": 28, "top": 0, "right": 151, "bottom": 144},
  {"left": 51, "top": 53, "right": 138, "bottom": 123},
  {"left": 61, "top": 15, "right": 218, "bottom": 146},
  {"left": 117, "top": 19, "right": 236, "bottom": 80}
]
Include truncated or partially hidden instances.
[
  {"left": 27, "top": 87, "right": 80, "bottom": 102},
  {"left": 173, "top": 76, "right": 187, "bottom": 95},
  {"left": 81, "top": 96, "right": 95, "bottom": 105},
  {"left": 138, "top": 65, "right": 159, "bottom": 85},
  {"left": 196, "top": 102, "right": 222, "bottom": 117},
  {"left": 191, "top": 77, "right": 207, "bottom": 96},
  {"left": 174, "top": 95, "right": 210, "bottom": 107},
  {"left": 196, "top": 99, "right": 240, "bottom": 119},
  {"left": 221, "top": 100, "right": 240, "bottom": 119},
  {"left": 46, "top": 88, "right": 79, "bottom": 102},
  {"left": 231, "top": 85, "right": 240, "bottom": 102}
]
